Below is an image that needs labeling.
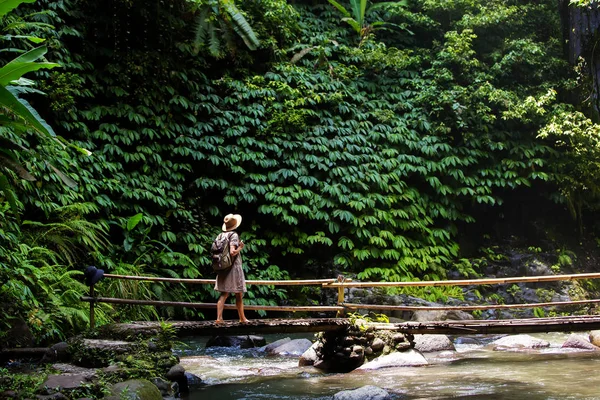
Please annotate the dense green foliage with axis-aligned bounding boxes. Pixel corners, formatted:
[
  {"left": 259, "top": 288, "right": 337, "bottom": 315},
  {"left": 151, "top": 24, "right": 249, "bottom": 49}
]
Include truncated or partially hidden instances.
[{"left": 2, "top": 0, "right": 600, "bottom": 343}]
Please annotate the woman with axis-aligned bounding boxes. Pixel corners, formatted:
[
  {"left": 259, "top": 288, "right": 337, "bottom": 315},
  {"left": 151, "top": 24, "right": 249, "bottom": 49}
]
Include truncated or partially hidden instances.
[{"left": 215, "top": 213, "right": 249, "bottom": 323}]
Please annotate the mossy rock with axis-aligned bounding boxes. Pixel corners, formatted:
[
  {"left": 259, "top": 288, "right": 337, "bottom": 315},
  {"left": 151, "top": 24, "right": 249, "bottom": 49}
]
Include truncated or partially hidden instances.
[{"left": 108, "top": 379, "right": 162, "bottom": 400}]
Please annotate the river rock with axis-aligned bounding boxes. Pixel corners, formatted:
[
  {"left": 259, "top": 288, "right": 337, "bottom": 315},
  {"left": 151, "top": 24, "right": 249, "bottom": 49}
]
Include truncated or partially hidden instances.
[
  {"left": 356, "top": 349, "right": 428, "bottom": 370},
  {"left": 268, "top": 338, "right": 312, "bottom": 356},
  {"left": 589, "top": 330, "right": 600, "bottom": 347},
  {"left": 333, "top": 385, "right": 391, "bottom": 400},
  {"left": 370, "top": 338, "right": 385, "bottom": 352},
  {"left": 299, "top": 343, "right": 318, "bottom": 366},
  {"left": 110, "top": 379, "right": 162, "bottom": 400},
  {"left": 40, "top": 374, "right": 95, "bottom": 394},
  {"left": 413, "top": 334, "right": 456, "bottom": 352},
  {"left": 490, "top": 334, "right": 550, "bottom": 350},
  {"left": 259, "top": 337, "right": 291, "bottom": 353},
  {"left": 41, "top": 342, "right": 71, "bottom": 363},
  {"left": 205, "top": 335, "right": 266, "bottom": 348},
  {"left": 562, "top": 334, "right": 600, "bottom": 350}
]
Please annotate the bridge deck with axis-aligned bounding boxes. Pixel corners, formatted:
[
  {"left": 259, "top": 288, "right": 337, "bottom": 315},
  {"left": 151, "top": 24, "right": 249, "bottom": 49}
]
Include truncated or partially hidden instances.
[{"left": 99, "top": 315, "right": 600, "bottom": 338}]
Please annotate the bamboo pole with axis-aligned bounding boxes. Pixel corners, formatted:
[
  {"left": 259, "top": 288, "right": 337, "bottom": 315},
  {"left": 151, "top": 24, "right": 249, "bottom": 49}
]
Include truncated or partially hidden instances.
[
  {"left": 325, "top": 272, "right": 600, "bottom": 288},
  {"left": 81, "top": 296, "right": 344, "bottom": 312},
  {"left": 342, "top": 298, "right": 600, "bottom": 311},
  {"left": 89, "top": 285, "right": 95, "bottom": 329},
  {"left": 102, "top": 274, "right": 336, "bottom": 286}
]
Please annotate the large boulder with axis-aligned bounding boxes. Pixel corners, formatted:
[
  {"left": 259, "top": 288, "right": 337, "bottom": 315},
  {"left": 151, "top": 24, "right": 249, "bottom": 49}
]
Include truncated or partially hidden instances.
[
  {"left": 259, "top": 338, "right": 291, "bottom": 353},
  {"left": 333, "top": 385, "right": 391, "bottom": 400},
  {"left": 413, "top": 335, "right": 455, "bottom": 352},
  {"left": 490, "top": 334, "right": 550, "bottom": 350},
  {"left": 562, "top": 334, "right": 600, "bottom": 351},
  {"left": 109, "top": 379, "right": 162, "bottom": 400},
  {"left": 268, "top": 339, "right": 312, "bottom": 356},
  {"left": 41, "top": 342, "right": 71, "bottom": 363},
  {"left": 357, "top": 349, "right": 428, "bottom": 370},
  {"left": 589, "top": 330, "right": 600, "bottom": 347},
  {"left": 299, "top": 343, "right": 318, "bottom": 366}
]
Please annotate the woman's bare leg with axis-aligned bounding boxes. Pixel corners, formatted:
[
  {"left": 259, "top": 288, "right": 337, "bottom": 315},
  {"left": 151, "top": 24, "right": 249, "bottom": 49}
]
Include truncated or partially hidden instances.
[
  {"left": 216, "top": 292, "right": 229, "bottom": 323},
  {"left": 235, "top": 292, "right": 249, "bottom": 323}
]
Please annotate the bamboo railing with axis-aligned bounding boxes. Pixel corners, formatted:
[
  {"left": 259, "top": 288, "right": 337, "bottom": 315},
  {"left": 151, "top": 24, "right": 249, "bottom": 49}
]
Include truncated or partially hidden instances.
[{"left": 81, "top": 272, "right": 600, "bottom": 328}]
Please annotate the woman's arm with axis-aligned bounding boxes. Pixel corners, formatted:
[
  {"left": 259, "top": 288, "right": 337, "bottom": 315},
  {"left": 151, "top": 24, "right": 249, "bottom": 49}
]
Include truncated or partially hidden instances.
[{"left": 230, "top": 239, "right": 244, "bottom": 257}]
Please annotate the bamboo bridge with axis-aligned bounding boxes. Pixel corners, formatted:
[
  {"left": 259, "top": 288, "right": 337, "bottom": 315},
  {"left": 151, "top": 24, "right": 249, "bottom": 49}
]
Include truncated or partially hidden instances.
[{"left": 82, "top": 272, "right": 600, "bottom": 337}]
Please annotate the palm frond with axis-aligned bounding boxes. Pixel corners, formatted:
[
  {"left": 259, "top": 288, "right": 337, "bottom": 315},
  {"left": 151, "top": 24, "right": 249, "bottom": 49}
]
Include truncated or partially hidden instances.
[{"left": 327, "top": 0, "right": 351, "bottom": 18}]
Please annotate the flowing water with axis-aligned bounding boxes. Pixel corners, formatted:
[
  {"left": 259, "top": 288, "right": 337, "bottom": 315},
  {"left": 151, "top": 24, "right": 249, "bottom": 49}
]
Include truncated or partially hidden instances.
[{"left": 175, "top": 332, "right": 600, "bottom": 400}]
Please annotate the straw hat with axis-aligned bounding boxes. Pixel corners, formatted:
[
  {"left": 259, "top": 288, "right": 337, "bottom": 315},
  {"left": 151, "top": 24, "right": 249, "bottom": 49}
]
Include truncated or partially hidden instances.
[{"left": 222, "top": 214, "right": 242, "bottom": 232}]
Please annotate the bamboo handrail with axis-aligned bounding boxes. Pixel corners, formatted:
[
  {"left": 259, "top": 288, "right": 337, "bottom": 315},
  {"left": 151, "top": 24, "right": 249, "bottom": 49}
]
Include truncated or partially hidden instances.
[
  {"left": 102, "top": 273, "right": 337, "bottom": 286},
  {"left": 325, "top": 272, "right": 600, "bottom": 287},
  {"left": 342, "top": 298, "right": 600, "bottom": 311}
]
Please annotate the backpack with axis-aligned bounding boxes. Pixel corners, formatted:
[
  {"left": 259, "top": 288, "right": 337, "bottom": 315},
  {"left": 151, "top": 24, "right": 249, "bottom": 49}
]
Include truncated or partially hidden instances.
[{"left": 211, "top": 232, "right": 235, "bottom": 272}]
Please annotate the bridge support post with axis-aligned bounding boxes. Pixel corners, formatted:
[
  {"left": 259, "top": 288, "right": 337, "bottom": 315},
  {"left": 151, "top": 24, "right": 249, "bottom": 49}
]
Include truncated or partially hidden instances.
[
  {"left": 337, "top": 285, "right": 345, "bottom": 317},
  {"left": 89, "top": 285, "right": 95, "bottom": 329}
]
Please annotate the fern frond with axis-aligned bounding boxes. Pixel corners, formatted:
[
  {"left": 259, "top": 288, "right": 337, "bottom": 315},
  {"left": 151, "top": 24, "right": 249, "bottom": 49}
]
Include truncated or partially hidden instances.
[{"left": 223, "top": 1, "right": 259, "bottom": 50}]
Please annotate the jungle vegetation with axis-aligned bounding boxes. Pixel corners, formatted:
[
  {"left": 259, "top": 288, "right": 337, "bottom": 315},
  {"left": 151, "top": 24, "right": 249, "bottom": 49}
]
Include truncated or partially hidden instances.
[{"left": 2, "top": 0, "right": 600, "bottom": 345}]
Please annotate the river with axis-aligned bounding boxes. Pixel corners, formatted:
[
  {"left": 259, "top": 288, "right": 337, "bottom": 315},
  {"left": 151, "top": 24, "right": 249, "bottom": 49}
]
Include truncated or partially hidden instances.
[{"left": 175, "top": 332, "right": 600, "bottom": 400}]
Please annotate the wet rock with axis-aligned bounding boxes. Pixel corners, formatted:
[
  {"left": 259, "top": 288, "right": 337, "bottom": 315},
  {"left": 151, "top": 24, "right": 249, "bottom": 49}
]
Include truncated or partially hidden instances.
[
  {"left": 71, "top": 339, "right": 138, "bottom": 368},
  {"left": 589, "top": 330, "right": 600, "bottom": 347},
  {"left": 184, "top": 371, "right": 203, "bottom": 387},
  {"left": 299, "top": 343, "right": 318, "bottom": 366},
  {"left": 333, "top": 385, "right": 391, "bottom": 400},
  {"left": 413, "top": 335, "right": 456, "bottom": 352},
  {"left": 357, "top": 349, "right": 428, "bottom": 370},
  {"left": 110, "top": 379, "right": 162, "bottom": 400},
  {"left": 165, "top": 364, "right": 188, "bottom": 392},
  {"left": 370, "top": 338, "right": 385, "bottom": 352},
  {"left": 490, "top": 334, "right": 550, "bottom": 350},
  {"left": 259, "top": 337, "right": 291, "bottom": 353},
  {"left": 205, "top": 335, "right": 266, "bottom": 348},
  {"left": 41, "top": 343, "right": 70, "bottom": 364},
  {"left": 40, "top": 373, "right": 95, "bottom": 393},
  {"left": 562, "top": 334, "right": 600, "bottom": 350},
  {"left": 269, "top": 338, "right": 312, "bottom": 356}
]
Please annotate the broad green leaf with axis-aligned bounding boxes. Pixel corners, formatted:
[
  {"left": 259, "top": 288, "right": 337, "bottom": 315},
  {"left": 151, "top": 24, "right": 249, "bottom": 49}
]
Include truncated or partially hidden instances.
[
  {"left": 0, "top": 85, "right": 55, "bottom": 136},
  {"left": 127, "top": 213, "right": 144, "bottom": 231},
  {"left": 0, "top": 0, "right": 36, "bottom": 18}
]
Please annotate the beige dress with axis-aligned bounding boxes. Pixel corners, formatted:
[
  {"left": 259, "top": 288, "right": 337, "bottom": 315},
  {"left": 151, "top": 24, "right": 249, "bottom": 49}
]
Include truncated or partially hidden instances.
[{"left": 214, "top": 231, "right": 246, "bottom": 293}]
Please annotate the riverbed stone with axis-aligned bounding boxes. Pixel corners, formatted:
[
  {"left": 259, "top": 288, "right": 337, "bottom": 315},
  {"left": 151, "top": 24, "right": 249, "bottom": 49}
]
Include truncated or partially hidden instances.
[
  {"left": 370, "top": 338, "right": 385, "bottom": 352},
  {"left": 269, "top": 338, "right": 312, "bottom": 356},
  {"left": 589, "top": 330, "right": 600, "bottom": 347},
  {"left": 41, "top": 342, "right": 71, "bottom": 364},
  {"left": 40, "top": 373, "right": 95, "bottom": 394},
  {"left": 333, "top": 385, "right": 391, "bottom": 400},
  {"left": 299, "top": 342, "right": 318, "bottom": 366},
  {"left": 562, "top": 334, "right": 600, "bottom": 350},
  {"left": 490, "top": 334, "right": 550, "bottom": 350},
  {"left": 259, "top": 337, "right": 291, "bottom": 353},
  {"left": 356, "top": 349, "right": 428, "bottom": 370},
  {"left": 413, "top": 334, "right": 456, "bottom": 352}
]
